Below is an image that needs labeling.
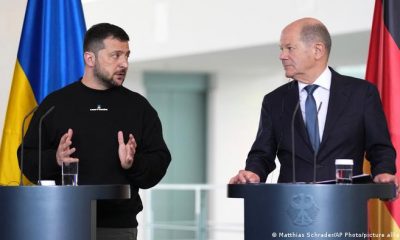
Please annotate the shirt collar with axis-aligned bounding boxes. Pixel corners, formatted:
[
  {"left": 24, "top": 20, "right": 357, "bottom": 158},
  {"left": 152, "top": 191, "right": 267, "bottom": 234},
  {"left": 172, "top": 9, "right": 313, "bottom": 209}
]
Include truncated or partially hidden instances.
[{"left": 298, "top": 66, "right": 332, "bottom": 92}]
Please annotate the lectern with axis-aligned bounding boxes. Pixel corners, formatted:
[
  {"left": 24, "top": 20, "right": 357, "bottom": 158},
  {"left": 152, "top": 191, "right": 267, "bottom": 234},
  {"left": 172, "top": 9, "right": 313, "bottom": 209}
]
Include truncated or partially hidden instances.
[
  {"left": 0, "top": 185, "right": 130, "bottom": 240},
  {"left": 228, "top": 183, "right": 395, "bottom": 240}
]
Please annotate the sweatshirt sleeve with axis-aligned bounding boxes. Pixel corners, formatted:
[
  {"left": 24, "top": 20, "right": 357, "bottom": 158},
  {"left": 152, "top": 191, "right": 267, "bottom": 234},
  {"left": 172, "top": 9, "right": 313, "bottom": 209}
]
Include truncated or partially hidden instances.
[{"left": 125, "top": 104, "right": 171, "bottom": 189}]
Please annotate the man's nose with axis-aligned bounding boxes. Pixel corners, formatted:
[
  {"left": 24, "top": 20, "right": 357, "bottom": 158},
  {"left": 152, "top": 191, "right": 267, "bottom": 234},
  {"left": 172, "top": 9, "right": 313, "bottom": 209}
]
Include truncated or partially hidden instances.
[
  {"left": 119, "top": 57, "right": 129, "bottom": 68},
  {"left": 279, "top": 50, "right": 287, "bottom": 60}
]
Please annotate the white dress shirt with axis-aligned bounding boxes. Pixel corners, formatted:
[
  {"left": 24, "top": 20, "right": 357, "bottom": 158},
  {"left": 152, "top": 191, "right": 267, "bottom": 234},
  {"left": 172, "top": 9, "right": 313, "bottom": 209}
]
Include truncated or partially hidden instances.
[{"left": 298, "top": 67, "right": 331, "bottom": 141}]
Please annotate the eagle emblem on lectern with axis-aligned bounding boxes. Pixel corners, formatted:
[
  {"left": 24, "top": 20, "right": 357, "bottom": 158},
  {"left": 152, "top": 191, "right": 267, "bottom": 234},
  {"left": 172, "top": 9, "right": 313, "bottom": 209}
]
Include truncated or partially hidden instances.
[{"left": 287, "top": 193, "right": 319, "bottom": 226}]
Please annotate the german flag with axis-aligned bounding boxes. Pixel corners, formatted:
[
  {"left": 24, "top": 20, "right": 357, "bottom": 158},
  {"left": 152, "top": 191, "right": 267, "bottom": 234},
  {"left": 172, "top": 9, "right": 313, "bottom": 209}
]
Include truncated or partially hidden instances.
[{"left": 366, "top": 0, "right": 400, "bottom": 238}]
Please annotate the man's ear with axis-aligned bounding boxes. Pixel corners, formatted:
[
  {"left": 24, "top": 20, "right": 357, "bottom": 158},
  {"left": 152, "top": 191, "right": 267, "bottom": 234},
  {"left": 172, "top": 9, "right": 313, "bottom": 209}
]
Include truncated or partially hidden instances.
[
  {"left": 314, "top": 42, "right": 326, "bottom": 60},
  {"left": 84, "top": 52, "right": 95, "bottom": 67}
]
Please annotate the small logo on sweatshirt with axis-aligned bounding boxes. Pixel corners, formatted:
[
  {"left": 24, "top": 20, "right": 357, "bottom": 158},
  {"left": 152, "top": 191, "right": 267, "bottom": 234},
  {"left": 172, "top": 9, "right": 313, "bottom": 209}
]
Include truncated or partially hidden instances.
[{"left": 90, "top": 104, "right": 108, "bottom": 111}]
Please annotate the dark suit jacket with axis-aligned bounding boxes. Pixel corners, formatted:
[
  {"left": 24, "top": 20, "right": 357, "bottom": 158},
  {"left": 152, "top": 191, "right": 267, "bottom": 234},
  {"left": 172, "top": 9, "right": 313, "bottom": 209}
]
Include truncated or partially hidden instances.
[{"left": 245, "top": 68, "right": 396, "bottom": 183}]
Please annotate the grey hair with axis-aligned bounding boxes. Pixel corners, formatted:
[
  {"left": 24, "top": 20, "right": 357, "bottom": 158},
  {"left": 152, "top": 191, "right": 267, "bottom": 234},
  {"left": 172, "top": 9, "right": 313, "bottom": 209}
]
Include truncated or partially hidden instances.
[{"left": 300, "top": 23, "right": 332, "bottom": 56}]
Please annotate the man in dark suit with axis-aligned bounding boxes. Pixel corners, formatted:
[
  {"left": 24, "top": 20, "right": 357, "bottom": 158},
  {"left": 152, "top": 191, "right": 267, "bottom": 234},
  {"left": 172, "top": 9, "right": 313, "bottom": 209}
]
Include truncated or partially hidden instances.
[{"left": 230, "top": 18, "right": 398, "bottom": 189}]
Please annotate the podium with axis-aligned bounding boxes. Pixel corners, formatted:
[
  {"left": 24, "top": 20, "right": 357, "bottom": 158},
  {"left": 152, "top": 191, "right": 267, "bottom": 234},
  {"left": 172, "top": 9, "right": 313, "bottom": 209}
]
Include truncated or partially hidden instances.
[
  {"left": 0, "top": 185, "right": 130, "bottom": 240},
  {"left": 228, "top": 183, "right": 396, "bottom": 240}
]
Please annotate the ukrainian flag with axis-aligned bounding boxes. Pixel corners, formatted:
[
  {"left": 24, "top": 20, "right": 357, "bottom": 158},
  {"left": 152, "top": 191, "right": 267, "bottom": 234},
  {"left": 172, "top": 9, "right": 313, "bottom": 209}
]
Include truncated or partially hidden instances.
[{"left": 0, "top": 0, "right": 86, "bottom": 185}]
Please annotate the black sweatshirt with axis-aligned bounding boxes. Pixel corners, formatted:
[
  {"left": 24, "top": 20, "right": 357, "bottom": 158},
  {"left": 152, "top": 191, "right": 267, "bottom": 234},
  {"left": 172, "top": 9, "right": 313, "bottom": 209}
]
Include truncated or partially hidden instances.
[{"left": 18, "top": 80, "right": 171, "bottom": 227}]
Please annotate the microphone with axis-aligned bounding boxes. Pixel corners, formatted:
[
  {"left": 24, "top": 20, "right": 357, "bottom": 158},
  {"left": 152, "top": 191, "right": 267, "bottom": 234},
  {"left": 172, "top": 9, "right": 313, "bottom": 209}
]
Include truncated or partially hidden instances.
[
  {"left": 313, "top": 102, "right": 323, "bottom": 183},
  {"left": 37, "top": 106, "right": 55, "bottom": 185},
  {"left": 291, "top": 99, "right": 301, "bottom": 184},
  {"left": 19, "top": 106, "right": 38, "bottom": 186}
]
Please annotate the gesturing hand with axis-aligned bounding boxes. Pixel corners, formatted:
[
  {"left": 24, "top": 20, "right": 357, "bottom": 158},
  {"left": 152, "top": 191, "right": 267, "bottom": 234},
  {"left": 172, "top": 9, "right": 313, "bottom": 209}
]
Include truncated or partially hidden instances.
[
  {"left": 56, "top": 128, "right": 79, "bottom": 166},
  {"left": 118, "top": 131, "right": 137, "bottom": 169}
]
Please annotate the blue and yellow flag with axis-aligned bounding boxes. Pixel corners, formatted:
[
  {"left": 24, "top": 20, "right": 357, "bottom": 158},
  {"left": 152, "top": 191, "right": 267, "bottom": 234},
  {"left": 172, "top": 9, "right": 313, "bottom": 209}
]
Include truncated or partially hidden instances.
[{"left": 0, "top": 0, "right": 86, "bottom": 185}]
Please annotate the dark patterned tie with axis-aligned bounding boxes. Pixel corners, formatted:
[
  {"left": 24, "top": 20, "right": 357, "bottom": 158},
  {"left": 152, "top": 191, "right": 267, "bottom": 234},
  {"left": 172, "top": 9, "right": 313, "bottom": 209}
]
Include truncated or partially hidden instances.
[{"left": 305, "top": 85, "right": 320, "bottom": 152}]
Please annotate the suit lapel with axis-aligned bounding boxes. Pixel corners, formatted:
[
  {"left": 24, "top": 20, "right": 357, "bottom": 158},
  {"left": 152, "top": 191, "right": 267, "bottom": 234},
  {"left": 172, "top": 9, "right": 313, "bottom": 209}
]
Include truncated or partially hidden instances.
[
  {"left": 285, "top": 81, "right": 313, "bottom": 152},
  {"left": 320, "top": 68, "right": 351, "bottom": 148}
]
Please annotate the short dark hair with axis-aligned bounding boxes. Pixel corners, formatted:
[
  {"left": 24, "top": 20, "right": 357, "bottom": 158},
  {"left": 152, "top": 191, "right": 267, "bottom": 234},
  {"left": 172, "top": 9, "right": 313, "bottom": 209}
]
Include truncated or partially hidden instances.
[
  {"left": 84, "top": 23, "right": 130, "bottom": 54},
  {"left": 300, "top": 23, "right": 332, "bottom": 56}
]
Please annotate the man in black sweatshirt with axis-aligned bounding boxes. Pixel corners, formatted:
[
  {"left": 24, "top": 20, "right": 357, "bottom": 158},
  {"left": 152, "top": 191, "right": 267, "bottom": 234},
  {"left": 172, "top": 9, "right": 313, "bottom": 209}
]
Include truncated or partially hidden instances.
[{"left": 18, "top": 23, "right": 171, "bottom": 240}]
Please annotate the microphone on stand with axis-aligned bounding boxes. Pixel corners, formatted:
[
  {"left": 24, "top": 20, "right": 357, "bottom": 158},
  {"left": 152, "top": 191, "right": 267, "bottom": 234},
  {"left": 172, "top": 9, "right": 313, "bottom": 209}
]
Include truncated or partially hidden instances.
[
  {"left": 291, "top": 100, "right": 301, "bottom": 184},
  {"left": 19, "top": 106, "right": 38, "bottom": 186},
  {"left": 37, "top": 106, "right": 55, "bottom": 186},
  {"left": 313, "top": 102, "right": 323, "bottom": 183}
]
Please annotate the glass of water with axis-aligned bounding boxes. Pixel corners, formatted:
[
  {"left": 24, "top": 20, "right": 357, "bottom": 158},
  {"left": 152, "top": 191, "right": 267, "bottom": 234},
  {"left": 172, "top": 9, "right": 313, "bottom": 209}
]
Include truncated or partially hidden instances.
[
  {"left": 335, "top": 159, "right": 353, "bottom": 184},
  {"left": 62, "top": 161, "right": 78, "bottom": 186}
]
